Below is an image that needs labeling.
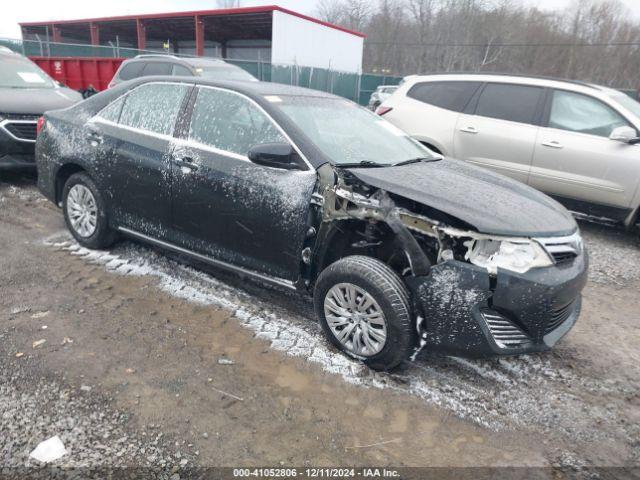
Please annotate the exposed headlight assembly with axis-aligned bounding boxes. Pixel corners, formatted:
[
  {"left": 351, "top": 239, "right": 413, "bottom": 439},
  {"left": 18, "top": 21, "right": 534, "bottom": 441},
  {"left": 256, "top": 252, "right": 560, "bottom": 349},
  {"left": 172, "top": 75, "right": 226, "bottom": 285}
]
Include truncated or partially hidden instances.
[{"left": 464, "top": 238, "right": 553, "bottom": 274}]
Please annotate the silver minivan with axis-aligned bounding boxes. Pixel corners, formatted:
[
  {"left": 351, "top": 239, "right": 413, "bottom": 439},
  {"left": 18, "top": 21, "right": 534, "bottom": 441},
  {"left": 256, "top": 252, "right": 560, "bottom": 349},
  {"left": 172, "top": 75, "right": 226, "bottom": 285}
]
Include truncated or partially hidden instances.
[{"left": 378, "top": 73, "right": 640, "bottom": 231}]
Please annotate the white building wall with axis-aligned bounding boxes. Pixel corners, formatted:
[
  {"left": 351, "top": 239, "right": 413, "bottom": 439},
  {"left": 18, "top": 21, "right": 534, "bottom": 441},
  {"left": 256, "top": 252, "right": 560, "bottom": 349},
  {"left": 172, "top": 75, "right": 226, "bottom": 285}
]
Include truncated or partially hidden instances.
[{"left": 271, "top": 10, "right": 363, "bottom": 73}]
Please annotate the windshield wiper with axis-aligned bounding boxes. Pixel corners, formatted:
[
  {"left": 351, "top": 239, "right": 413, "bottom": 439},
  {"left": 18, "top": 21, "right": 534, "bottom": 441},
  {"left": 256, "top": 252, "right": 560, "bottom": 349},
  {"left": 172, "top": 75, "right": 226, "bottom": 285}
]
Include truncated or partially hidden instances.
[
  {"left": 392, "top": 157, "right": 439, "bottom": 167},
  {"left": 339, "top": 160, "right": 386, "bottom": 168}
]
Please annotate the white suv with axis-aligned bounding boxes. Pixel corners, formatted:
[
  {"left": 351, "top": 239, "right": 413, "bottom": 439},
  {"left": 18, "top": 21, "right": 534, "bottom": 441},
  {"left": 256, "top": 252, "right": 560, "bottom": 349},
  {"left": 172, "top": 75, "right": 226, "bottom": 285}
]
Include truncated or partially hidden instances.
[{"left": 378, "top": 73, "right": 640, "bottom": 231}]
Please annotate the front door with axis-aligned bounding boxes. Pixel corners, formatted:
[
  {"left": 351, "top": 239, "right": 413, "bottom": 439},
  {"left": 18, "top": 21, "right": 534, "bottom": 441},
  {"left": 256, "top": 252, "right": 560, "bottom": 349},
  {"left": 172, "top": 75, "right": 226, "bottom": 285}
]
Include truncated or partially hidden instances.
[
  {"left": 530, "top": 89, "right": 639, "bottom": 218},
  {"left": 453, "top": 82, "right": 545, "bottom": 184},
  {"left": 100, "top": 82, "right": 191, "bottom": 238},
  {"left": 170, "top": 86, "right": 316, "bottom": 282}
]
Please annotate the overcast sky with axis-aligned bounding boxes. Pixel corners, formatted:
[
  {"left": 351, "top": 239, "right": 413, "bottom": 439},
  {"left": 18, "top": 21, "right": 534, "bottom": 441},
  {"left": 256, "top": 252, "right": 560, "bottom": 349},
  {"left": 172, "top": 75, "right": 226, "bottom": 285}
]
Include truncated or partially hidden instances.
[{"left": 1, "top": 0, "right": 637, "bottom": 39}]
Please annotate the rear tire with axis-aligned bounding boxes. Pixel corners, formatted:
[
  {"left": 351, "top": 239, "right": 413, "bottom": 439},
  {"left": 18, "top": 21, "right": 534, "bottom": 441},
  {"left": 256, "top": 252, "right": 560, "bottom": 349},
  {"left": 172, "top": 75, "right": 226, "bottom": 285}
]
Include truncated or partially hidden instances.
[
  {"left": 314, "top": 256, "right": 416, "bottom": 371},
  {"left": 62, "top": 172, "right": 117, "bottom": 249}
]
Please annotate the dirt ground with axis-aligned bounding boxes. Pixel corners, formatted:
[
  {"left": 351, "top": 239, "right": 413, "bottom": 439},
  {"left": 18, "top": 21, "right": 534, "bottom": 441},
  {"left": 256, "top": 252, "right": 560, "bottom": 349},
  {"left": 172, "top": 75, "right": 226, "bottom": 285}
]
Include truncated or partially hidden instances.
[{"left": 1, "top": 171, "right": 639, "bottom": 475}]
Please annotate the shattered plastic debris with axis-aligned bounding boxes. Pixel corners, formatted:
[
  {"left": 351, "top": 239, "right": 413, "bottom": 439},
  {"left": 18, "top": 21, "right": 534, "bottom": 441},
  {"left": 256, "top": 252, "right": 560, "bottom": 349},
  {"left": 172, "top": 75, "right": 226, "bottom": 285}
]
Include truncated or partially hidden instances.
[
  {"left": 31, "top": 311, "right": 50, "bottom": 319},
  {"left": 217, "top": 358, "right": 235, "bottom": 365},
  {"left": 10, "top": 306, "right": 31, "bottom": 315},
  {"left": 15, "top": 352, "right": 24, "bottom": 358},
  {"left": 32, "top": 339, "right": 46, "bottom": 349},
  {"left": 29, "top": 436, "right": 67, "bottom": 463},
  {"left": 61, "top": 337, "right": 73, "bottom": 345}
]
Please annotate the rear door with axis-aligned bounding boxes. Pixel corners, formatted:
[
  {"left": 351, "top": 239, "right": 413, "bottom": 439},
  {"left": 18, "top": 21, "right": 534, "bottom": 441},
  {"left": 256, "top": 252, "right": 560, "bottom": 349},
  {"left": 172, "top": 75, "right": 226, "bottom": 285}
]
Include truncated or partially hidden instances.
[
  {"left": 530, "top": 89, "right": 639, "bottom": 216},
  {"left": 387, "top": 81, "right": 481, "bottom": 153},
  {"left": 170, "top": 86, "right": 316, "bottom": 282},
  {"left": 101, "top": 82, "right": 191, "bottom": 238},
  {"left": 453, "top": 82, "right": 545, "bottom": 184}
]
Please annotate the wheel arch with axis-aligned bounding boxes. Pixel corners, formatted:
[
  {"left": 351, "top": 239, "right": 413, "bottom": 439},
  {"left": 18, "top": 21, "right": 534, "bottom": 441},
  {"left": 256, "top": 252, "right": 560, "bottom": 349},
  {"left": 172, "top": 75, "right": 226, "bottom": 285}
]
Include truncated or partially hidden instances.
[
  {"left": 418, "top": 140, "right": 444, "bottom": 155},
  {"left": 55, "top": 162, "right": 89, "bottom": 205},
  {"left": 311, "top": 220, "right": 413, "bottom": 284}
]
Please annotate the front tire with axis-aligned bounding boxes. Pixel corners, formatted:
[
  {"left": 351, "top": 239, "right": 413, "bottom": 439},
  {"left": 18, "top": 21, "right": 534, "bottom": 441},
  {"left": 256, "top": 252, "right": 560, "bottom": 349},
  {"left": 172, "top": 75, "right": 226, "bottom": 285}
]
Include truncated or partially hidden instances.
[
  {"left": 62, "top": 172, "right": 116, "bottom": 249},
  {"left": 314, "top": 256, "right": 416, "bottom": 371}
]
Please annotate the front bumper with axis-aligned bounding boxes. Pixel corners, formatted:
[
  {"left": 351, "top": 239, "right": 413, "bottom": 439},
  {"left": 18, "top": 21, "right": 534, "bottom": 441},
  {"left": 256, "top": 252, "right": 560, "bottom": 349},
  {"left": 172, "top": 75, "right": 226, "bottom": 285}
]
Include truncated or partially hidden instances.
[
  {"left": 0, "top": 121, "right": 36, "bottom": 169},
  {"left": 406, "top": 250, "right": 588, "bottom": 357}
]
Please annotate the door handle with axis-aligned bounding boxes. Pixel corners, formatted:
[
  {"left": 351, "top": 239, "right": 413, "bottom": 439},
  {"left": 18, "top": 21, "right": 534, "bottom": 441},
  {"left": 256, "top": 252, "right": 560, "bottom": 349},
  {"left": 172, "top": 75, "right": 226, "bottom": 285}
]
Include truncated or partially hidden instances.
[
  {"left": 87, "top": 131, "right": 103, "bottom": 145},
  {"left": 175, "top": 156, "right": 198, "bottom": 173},
  {"left": 460, "top": 126, "right": 478, "bottom": 134},
  {"left": 542, "top": 141, "right": 564, "bottom": 149}
]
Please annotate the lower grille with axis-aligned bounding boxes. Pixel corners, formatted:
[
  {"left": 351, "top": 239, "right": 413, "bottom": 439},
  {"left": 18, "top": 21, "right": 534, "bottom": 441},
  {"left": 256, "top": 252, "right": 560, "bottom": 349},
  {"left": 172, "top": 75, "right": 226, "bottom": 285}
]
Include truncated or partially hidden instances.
[
  {"left": 1, "top": 121, "right": 37, "bottom": 142},
  {"left": 545, "top": 301, "right": 575, "bottom": 335},
  {"left": 480, "top": 309, "right": 531, "bottom": 349}
]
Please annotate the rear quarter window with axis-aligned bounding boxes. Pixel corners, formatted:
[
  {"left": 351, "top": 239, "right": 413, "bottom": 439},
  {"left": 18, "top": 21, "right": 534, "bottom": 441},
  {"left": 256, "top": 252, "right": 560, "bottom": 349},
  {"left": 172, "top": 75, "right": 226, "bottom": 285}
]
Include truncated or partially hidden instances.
[
  {"left": 407, "top": 81, "right": 481, "bottom": 112},
  {"left": 117, "top": 62, "right": 145, "bottom": 81}
]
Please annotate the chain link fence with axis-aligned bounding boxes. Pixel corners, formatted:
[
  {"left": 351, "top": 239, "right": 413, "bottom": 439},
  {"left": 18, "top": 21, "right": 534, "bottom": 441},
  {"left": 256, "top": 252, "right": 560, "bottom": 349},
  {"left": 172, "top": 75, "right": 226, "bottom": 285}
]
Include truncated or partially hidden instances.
[{"left": 0, "top": 37, "right": 402, "bottom": 106}]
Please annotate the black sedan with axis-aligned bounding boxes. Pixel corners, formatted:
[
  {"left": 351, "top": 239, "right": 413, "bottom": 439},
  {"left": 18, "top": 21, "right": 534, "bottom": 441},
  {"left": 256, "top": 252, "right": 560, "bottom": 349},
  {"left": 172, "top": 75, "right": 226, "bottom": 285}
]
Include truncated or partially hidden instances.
[{"left": 36, "top": 77, "right": 588, "bottom": 370}]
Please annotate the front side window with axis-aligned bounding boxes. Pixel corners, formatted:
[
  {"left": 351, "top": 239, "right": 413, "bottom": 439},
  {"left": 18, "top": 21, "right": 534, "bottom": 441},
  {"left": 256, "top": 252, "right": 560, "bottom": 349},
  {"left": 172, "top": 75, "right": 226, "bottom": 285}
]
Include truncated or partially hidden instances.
[
  {"left": 549, "top": 90, "right": 630, "bottom": 138},
  {"left": 119, "top": 83, "right": 189, "bottom": 135},
  {"left": 407, "top": 81, "right": 481, "bottom": 112},
  {"left": 188, "top": 87, "right": 285, "bottom": 157},
  {"left": 475, "top": 83, "right": 543, "bottom": 124},
  {"left": 276, "top": 96, "right": 436, "bottom": 166}
]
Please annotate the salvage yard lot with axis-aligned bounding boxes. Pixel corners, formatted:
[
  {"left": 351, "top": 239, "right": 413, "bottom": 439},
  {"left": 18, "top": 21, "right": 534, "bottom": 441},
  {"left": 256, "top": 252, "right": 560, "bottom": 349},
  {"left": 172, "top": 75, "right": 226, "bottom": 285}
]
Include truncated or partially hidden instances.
[{"left": 1, "top": 172, "right": 639, "bottom": 471}]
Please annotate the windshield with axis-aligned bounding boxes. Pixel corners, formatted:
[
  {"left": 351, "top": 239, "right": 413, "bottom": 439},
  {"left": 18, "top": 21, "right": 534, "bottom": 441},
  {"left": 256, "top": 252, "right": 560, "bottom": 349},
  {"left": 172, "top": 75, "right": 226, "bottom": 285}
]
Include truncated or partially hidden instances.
[
  {"left": 0, "top": 55, "right": 56, "bottom": 89},
  {"left": 275, "top": 96, "right": 437, "bottom": 166},
  {"left": 609, "top": 91, "right": 640, "bottom": 119},
  {"left": 197, "top": 66, "right": 257, "bottom": 82}
]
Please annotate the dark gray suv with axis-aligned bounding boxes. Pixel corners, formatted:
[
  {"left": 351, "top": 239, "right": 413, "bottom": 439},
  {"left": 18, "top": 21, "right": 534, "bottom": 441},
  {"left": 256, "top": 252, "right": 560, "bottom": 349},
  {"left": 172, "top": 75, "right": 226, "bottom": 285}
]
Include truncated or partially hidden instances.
[
  {"left": 108, "top": 54, "right": 257, "bottom": 88},
  {"left": 0, "top": 47, "right": 82, "bottom": 169}
]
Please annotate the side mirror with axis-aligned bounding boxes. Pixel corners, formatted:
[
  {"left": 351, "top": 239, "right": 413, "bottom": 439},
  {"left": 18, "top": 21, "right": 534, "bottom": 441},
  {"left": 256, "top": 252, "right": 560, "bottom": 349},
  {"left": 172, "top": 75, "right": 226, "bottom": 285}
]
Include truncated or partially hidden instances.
[
  {"left": 609, "top": 126, "right": 640, "bottom": 144},
  {"left": 248, "top": 143, "right": 302, "bottom": 170}
]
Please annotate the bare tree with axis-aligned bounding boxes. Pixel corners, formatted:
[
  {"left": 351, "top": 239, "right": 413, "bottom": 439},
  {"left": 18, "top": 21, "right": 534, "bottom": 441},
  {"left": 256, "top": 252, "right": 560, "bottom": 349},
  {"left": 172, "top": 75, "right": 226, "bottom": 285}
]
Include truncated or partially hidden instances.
[{"left": 317, "top": 0, "right": 640, "bottom": 90}]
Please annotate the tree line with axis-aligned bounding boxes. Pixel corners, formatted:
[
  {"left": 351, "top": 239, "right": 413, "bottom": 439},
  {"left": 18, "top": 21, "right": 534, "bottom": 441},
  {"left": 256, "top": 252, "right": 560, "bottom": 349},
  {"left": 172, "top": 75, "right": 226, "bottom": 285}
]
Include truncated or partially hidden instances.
[{"left": 315, "top": 0, "right": 640, "bottom": 89}]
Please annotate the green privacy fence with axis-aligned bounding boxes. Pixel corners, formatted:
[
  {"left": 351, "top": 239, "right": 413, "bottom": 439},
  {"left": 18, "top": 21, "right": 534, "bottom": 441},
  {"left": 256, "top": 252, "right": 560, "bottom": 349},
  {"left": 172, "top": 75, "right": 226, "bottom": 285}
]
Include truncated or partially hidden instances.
[{"left": 1, "top": 37, "right": 401, "bottom": 106}]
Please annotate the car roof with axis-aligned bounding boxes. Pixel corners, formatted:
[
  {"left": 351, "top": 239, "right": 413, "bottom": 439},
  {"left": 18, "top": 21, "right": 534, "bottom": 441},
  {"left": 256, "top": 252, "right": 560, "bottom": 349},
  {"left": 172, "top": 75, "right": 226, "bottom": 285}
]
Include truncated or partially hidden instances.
[
  {"left": 128, "top": 75, "right": 341, "bottom": 99},
  {"left": 404, "top": 72, "right": 605, "bottom": 93}
]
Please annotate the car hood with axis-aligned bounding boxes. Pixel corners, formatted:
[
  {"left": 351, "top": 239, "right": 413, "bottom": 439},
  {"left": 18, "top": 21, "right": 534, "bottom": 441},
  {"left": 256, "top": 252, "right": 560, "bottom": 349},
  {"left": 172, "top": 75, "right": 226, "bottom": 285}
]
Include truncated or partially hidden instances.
[
  {"left": 346, "top": 158, "right": 577, "bottom": 237},
  {"left": 0, "top": 87, "right": 82, "bottom": 115}
]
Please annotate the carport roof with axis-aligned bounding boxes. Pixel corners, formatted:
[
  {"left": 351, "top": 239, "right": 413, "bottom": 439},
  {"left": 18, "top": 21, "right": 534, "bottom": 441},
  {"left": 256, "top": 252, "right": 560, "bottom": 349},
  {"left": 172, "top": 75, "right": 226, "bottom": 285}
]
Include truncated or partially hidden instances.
[{"left": 19, "top": 5, "right": 367, "bottom": 38}]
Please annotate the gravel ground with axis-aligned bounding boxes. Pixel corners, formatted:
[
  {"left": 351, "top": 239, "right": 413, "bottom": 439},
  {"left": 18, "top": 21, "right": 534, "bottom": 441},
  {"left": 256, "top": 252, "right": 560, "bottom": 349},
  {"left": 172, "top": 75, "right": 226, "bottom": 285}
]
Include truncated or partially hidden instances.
[
  {"left": 1, "top": 174, "right": 639, "bottom": 473},
  {"left": 581, "top": 222, "right": 640, "bottom": 286}
]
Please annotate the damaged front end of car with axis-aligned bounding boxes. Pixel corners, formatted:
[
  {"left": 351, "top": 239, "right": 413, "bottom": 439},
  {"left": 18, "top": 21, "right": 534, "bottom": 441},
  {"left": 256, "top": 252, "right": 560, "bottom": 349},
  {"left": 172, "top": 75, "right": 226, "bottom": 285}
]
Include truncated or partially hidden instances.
[{"left": 305, "top": 164, "right": 588, "bottom": 358}]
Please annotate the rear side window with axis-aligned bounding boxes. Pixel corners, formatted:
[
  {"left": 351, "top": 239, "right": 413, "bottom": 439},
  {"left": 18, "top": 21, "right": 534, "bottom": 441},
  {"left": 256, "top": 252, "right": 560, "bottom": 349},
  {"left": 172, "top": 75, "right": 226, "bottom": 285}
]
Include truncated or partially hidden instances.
[
  {"left": 188, "top": 87, "right": 285, "bottom": 157},
  {"left": 172, "top": 64, "right": 192, "bottom": 76},
  {"left": 142, "top": 62, "right": 172, "bottom": 76},
  {"left": 118, "top": 62, "right": 145, "bottom": 81},
  {"left": 407, "top": 81, "right": 481, "bottom": 112},
  {"left": 475, "top": 83, "right": 543, "bottom": 124},
  {"left": 119, "top": 83, "right": 189, "bottom": 136}
]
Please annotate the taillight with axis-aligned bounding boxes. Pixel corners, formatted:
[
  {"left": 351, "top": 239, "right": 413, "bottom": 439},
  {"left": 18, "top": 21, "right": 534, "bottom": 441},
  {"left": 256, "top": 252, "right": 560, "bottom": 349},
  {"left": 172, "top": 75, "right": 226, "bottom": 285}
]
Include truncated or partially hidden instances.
[
  {"left": 376, "top": 106, "right": 393, "bottom": 116},
  {"left": 36, "top": 116, "right": 45, "bottom": 135}
]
